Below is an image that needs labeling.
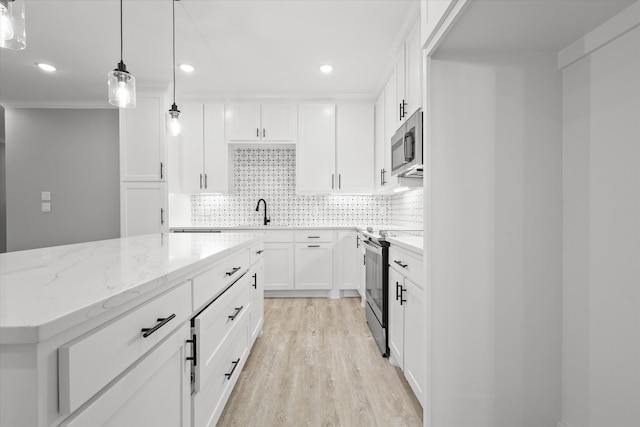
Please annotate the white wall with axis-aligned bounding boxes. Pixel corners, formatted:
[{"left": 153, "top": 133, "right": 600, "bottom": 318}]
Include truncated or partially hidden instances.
[
  {"left": 5, "top": 108, "right": 120, "bottom": 251},
  {"left": 427, "top": 52, "right": 563, "bottom": 426},
  {"left": 562, "top": 25, "right": 640, "bottom": 427}
]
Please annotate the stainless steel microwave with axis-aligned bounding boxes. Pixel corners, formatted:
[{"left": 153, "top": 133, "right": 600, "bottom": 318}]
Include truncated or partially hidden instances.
[{"left": 391, "top": 108, "right": 423, "bottom": 178}]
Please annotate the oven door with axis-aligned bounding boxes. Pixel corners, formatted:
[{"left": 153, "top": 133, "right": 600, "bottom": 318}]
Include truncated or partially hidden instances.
[{"left": 363, "top": 239, "right": 384, "bottom": 324}]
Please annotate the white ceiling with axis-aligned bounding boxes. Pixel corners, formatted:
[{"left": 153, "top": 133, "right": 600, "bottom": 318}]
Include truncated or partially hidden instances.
[
  {"left": 0, "top": 0, "right": 417, "bottom": 104},
  {"left": 436, "top": 0, "right": 636, "bottom": 52}
]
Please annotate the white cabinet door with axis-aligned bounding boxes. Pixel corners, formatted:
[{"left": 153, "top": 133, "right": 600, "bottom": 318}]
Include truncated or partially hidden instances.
[
  {"left": 335, "top": 104, "right": 374, "bottom": 193},
  {"left": 180, "top": 102, "right": 205, "bottom": 193},
  {"left": 263, "top": 242, "right": 295, "bottom": 290},
  {"left": 384, "top": 76, "right": 400, "bottom": 191},
  {"left": 261, "top": 104, "right": 296, "bottom": 141},
  {"left": 297, "top": 104, "right": 336, "bottom": 193},
  {"left": 388, "top": 266, "right": 405, "bottom": 370},
  {"left": 375, "top": 92, "right": 386, "bottom": 192},
  {"left": 120, "top": 95, "right": 165, "bottom": 182},
  {"left": 295, "top": 243, "right": 334, "bottom": 290},
  {"left": 227, "top": 104, "right": 261, "bottom": 141},
  {"left": 405, "top": 20, "right": 422, "bottom": 118},
  {"left": 203, "top": 104, "right": 228, "bottom": 193},
  {"left": 120, "top": 182, "right": 167, "bottom": 237},
  {"left": 404, "top": 277, "right": 425, "bottom": 405},
  {"left": 60, "top": 323, "right": 191, "bottom": 427},
  {"left": 249, "top": 260, "right": 264, "bottom": 343},
  {"left": 335, "top": 231, "right": 359, "bottom": 290},
  {"left": 395, "top": 49, "right": 407, "bottom": 129}
]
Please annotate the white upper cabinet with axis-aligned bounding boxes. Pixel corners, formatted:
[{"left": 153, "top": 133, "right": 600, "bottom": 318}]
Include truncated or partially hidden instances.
[
  {"left": 297, "top": 104, "right": 336, "bottom": 193},
  {"left": 227, "top": 103, "right": 296, "bottom": 142},
  {"left": 421, "top": 0, "right": 460, "bottom": 52},
  {"left": 389, "top": 18, "right": 422, "bottom": 131},
  {"left": 119, "top": 94, "right": 166, "bottom": 182},
  {"left": 374, "top": 92, "right": 386, "bottom": 192},
  {"left": 297, "top": 103, "right": 374, "bottom": 194},
  {"left": 180, "top": 103, "right": 228, "bottom": 194},
  {"left": 335, "top": 104, "right": 374, "bottom": 193}
]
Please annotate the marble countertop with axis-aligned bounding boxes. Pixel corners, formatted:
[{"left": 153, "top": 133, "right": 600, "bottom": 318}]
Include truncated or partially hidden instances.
[
  {"left": 171, "top": 225, "right": 359, "bottom": 231},
  {"left": 386, "top": 235, "right": 424, "bottom": 255},
  {"left": 0, "top": 233, "right": 262, "bottom": 344}
]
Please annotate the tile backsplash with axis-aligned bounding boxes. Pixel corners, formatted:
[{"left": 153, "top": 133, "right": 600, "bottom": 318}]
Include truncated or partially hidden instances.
[{"left": 191, "top": 147, "right": 422, "bottom": 228}]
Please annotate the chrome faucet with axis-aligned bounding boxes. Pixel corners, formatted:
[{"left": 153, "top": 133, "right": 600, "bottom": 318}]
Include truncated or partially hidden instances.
[{"left": 255, "top": 199, "right": 270, "bottom": 226}]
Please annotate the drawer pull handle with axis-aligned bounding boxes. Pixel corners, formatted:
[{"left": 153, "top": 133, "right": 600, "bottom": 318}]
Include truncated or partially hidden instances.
[
  {"left": 256, "top": 250, "right": 264, "bottom": 255},
  {"left": 307, "top": 245, "right": 320, "bottom": 248},
  {"left": 394, "top": 260, "right": 408, "bottom": 269},
  {"left": 141, "top": 314, "right": 176, "bottom": 338},
  {"left": 186, "top": 334, "right": 197, "bottom": 366},
  {"left": 224, "top": 358, "right": 241, "bottom": 380},
  {"left": 252, "top": 273, "right": 257, "bottom": 289},
  {"left": 307, "top": 236, "right": 320, "bottom": 239},
  {"left": 400, "top": 287, "right": 407, "bottom": 305},
  {"left": 225, "top": 266, "right": 242, "bottom": 276},
  {"left": 228, "top": 306, "right": 244, "bottom": 321}
]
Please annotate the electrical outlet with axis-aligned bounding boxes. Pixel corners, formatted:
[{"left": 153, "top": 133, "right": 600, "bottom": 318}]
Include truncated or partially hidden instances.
[
  {"left": 41, "top": 191, "right": 51, "bottom": 201},
  {"left": 42, "top": 203, "right": 51, "bottom": 212}
]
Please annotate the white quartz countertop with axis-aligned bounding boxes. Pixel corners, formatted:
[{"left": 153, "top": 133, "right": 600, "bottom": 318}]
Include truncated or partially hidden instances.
[
  {"left": 386, "top": 235, "right": 424, "bottom": 255},
  {"left": 0, "top": 233, "right": 262, "bottom": 344},
  {"left": 171, "top": 225, "right": 358, "bottom": 231}
]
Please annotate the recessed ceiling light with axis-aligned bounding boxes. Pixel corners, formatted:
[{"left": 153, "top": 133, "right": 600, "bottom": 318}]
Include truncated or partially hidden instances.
[
  {"left": 179, "top": 64, "right": 194, "bottom": 73},
  {"left": 320, "top": 64, "right": 333, "bottom": 74},
  {"left": 36, "top": 63, "right": 56, "bottom": 72}
]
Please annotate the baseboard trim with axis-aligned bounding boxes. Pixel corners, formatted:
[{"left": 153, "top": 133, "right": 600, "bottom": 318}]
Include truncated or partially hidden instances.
[{"left": 265, "top": 289, "right": 360, "bottom": 299}]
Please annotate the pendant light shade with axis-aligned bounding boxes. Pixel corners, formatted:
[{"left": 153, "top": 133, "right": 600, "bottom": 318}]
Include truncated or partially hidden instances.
[
  {"left": 166, "top": 0, "right": 181, "bottom": 136},
  {"left": 108, "top": 0, "right": 136, "bottom": 108},
  {"left": 0, "top": 0, "right": 26, "bottom": 50}
]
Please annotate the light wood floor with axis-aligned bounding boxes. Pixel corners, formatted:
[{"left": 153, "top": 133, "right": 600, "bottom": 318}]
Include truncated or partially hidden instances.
[{"left": 218, "top": 297, "right": 423, "bottom": 427}]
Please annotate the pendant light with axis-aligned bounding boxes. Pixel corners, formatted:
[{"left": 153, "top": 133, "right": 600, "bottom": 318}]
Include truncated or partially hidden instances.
[
  {"left": 108, "top": 0, "right": 136, "bottom": 108},
  {"left": 0, "top": 0, "right": 26, "bottom": 50},
  {"left": 166, "top": 0, "right": 181, "bottom": 136}
]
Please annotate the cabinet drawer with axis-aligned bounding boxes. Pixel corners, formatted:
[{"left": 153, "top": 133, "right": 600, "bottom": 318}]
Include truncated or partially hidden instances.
[
  {"left": 295, "top": 230, "right": 334, "bottom": 243},
  {"left": 250, "top": 241, "right": 265, "bottom": 265},
  {"left": 389, "top": 246, "right": 424, "bottom": 288},
  {"left": 193, "top": 315, "right": 250, "bottom": 427},
  {"left": 264, "top": 230, "right": 294, "bottom": 243},
  {"left": 58, "top": 282, "right": 191, "bottom": 415},
  {"left": 192, "top": 249, "right": 249, "bottom": 311},
  {"left": 193, "top": 272, "right": 250, "bottom": 391}
]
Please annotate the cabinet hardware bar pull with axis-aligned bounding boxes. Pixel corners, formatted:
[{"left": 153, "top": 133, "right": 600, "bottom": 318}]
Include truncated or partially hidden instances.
[
  {"left": 252, "top": 273, "right": 257, "bottom": 289},
  {"left": 160, "top": 208, "right": 165, "bottom": 225},
  {"left": 332, "top": 174, "right": 334, "bottom": 189},
  {"left": 186, "top": 334, "right": 197, "bottom": 366},
  {"left": 228, "top": 306, "right": 244, "bottom": 321},
  {"left": 400, "top": 287, "right": 407, "bottom": 305},
  {"left": 402, "top": 99, "right": 408, "bottom": 118},
  {"left": 141, "top": 313, "right": 176, "bottom": 338},
  {"left": 308, "top": 245, "right": 320, "bottom": 248},
  {"left": 363, "top": 254, "right": 366, "bottom": 265},
  {"left": 308, "top": 236, "right": 320, "bottom": 238},
  {"left": 339, "top": 174, "right": 341, "bottom": 189},
  {"left": 382, "top": 168, "right": 386, "bottom": 185},
  {"left": 224, "top": 358, "right": 241, "bottom": 380},
  {"left": 256, "top": 128, "right": 259, "bottom": 138},
  {"left": 256, "top": 250, "right": 264, "bottom": 255},
  {"left": 204, "top": 174, "right": 208, "bottom": 189},
  {"left": 399, "top": 103, "right": 402, "bottom": 121},
  {"left": 200, "top": 174, "right": 203, "bottom": 189},
  {"left": 396, "top": 281, "right": 401, "bottom": 301},
  {"left": 356, "top": 235, "right": 360, "bottom": 248},
  {"left": 225, "top": 266, "right": 242, "bottom": 276},
  {"left": 160, "top": 162, "right": 164, "bottom": 180},
  {"left": 263, "top": 128, "right": 266, "bottom": 138},
  {"left": 394, "top": 260, "right": 408, "bottom": 269}
]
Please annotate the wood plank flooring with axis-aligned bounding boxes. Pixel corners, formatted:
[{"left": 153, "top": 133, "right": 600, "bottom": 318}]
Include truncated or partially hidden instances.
[{"left": 218, "top": 297, "right": 423, "bottom": 427}]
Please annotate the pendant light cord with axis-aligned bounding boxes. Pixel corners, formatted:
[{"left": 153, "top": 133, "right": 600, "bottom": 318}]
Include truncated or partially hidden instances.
[
  {"left": 172, "top": 0, "right": 176, "bottom": 104},
  {"left": 120, "top": 0, "right": 123, "bottom": 63}
]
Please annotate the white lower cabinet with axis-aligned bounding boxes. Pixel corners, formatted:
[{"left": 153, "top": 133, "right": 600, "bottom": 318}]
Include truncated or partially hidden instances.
[
  {"left": 120, "top": 182, "right": 167, "bottom": 236},
  {"left": 335, "top": 231, "right": 360, "bottom": 290},
  {"left": 387, "top": 245, "right": 425, "bottom": 406},
  {"left": 60, "top": 323, "right": 191, "bottom": 427},
  {"left": 248, "top": 243, "right": 265, "bottom": 344},
  {"left": 264, "top": 243, "right": 295, "bottom": 290},
  {"left": 295, "top": 243, "right": 334, "bottom": 290}
]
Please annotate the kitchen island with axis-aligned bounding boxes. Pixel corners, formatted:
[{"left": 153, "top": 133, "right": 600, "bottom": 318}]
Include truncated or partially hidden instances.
[{"left": 0, "top": 232, "right": 265, "bottom": 427}]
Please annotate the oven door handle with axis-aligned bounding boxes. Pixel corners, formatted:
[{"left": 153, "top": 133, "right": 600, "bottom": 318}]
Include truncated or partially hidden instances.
[{"left": 362, "top": 239, "right": 382, "bottom": 255}]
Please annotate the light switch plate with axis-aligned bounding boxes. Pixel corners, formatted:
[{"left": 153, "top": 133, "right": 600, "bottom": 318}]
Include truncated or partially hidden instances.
[
  {"left": 41, "top": 191, "right": 51, "bottom": 201},
  {"left": 42, "top": 203, "right": 51, "bottom": 212}
]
